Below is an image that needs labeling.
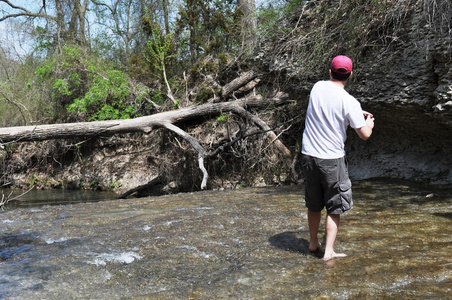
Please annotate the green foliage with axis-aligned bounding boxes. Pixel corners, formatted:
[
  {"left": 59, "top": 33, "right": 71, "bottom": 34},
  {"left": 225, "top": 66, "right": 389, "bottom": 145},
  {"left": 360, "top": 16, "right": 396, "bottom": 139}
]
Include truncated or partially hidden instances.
[
  {"left": 52, "top": 79, "right": 72, "bottom": 98},
  {"left": 0, "top": 51, "right": 51, "bottom": 126},
  {"left": 188, "top": 55, "right": 225, "bottom": 82},
  {"left": 35, "top": 59, "right": 55, "bottom": 80},
  {"left": 256, "top": 2, "right": 284, "bottom": 37},
  {"left": 217, "top": 52, "right": 229, "bottom": 65},
  {"left": 110, "top": 181, "right": 121, "bottom": 189},
  {"left": 62, "top": 45, "right": 82, "bottom": 63},
  {"left": 217, "top": 114, "right": 228, "bottom": 122},
  {"left": 151, "top": 90, "right": 165, "bottom": 105},
  {"left": 143, "top": 31, "right": 175, "bottom": 73},
  {"left": 256, "top": 0, "right": 312, "bottom": 42},
  {"left": 33, "top": 26, "right": 54, "bottom": 54},
  {"left": 27, "top": 174, "right": 39, "bottom": 186},
  {"left": 127, "top": 53, "right": 153, "bottom": 82},
  {"left": 283, "top": 0, "right": 309, "bottom": 15},
  {"left": 29, "top": 45, "right": 146, "bottom": 121},
  {"left": 142, "top": 13, "right": 178, "bottom": 73},
  {"left": 67, "top": 69, "right": 135, "bottom": 121},
  {"left": 174, "top": 98, "right": 180, "bottom": 109}
]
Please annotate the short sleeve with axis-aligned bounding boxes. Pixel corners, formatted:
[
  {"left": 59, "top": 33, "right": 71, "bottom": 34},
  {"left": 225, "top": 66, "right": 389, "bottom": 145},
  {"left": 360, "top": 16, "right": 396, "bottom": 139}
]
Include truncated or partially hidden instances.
[{"left": 348, "top": 101, "right": 366, "bottom": 129}]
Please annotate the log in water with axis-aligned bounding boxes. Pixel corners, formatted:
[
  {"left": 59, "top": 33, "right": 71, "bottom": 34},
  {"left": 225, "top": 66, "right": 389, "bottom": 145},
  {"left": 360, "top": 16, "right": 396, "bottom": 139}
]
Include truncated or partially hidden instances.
[{"left": 1, "top": 180, "right": 451, "bottom": 299}]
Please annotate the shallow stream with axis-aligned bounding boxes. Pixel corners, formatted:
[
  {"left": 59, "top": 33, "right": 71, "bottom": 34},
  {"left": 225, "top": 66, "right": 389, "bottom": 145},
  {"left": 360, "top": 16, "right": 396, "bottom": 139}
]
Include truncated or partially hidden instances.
[{"left": 1, "top": 179, "right": 451, "bottom": 299}]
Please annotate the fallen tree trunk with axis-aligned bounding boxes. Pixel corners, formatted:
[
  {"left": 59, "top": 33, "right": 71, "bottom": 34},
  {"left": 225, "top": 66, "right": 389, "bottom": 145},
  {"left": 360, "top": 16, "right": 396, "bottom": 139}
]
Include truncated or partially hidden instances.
[
  {"left": 0, "top": 94, "right": 292, "bottom": 189},
  {"left": 0, "top": 95, "right": 288, "bottom": 143},
  {"left": 222, "top": 70, "right": 257, "bottom": 97}
]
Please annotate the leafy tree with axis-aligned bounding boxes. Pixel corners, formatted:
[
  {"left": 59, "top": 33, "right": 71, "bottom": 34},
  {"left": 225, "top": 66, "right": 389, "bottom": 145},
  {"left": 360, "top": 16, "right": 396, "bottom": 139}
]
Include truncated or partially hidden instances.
[
  {"left": 142, "top": 16, "right": 179, "bottom": 106},
  {"left": 67, "top": 68, "right": 136, "bottom": 121},
  {"left": 175, "top": 0, "right": 243, "bottom": 63}
]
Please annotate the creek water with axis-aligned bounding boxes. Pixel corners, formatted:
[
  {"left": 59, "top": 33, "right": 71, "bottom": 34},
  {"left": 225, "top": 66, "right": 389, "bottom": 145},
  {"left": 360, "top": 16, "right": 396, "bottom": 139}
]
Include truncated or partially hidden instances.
[{"left": 1, "top": 179, "right": 451, "bottom": 299}]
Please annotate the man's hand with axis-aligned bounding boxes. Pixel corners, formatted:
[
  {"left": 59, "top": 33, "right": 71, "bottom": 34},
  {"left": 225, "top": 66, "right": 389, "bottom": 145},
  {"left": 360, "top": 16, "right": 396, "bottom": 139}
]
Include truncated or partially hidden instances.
[
  {"left": 355, "top": 110, "right": 375, "bottom": 140},
  {"left": 363, "top": 110, "right": 374, "bottom": 119},
  {"left": 363, "top": 110, "right": 375, "bottom": 129}
]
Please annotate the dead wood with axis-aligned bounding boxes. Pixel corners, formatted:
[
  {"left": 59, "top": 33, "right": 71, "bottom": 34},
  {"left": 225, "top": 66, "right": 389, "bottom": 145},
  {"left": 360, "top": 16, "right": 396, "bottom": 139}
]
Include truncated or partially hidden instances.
[
  {"left": 117, "top": 176, "right": 162, "bottom": 199},
  {"left": 0, "top": 94, "right": 290, "bottom": 143},
  {"left": 222, "top": 70, "right": 257, "bottom": 97}
]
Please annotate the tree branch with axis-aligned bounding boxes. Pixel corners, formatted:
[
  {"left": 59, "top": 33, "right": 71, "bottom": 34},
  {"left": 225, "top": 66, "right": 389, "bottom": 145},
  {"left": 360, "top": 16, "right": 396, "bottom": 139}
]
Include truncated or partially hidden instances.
[
  {"left": 0, "top": 91, "right": 33, "bottom": 125},
  {"left": 0, "top": 0, "right": 57, "bottom": 22},
  {"left": 162, "top": 122, "right": 209, "bottom": 189},
  {"left": 229, "top": 105, "right": 291, "bottom": 157}
]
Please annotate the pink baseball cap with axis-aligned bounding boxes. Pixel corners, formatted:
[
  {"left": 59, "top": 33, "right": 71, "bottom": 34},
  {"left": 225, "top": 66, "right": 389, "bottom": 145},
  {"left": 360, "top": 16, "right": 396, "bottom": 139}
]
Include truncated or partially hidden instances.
[{"left": 331, "top": 55, "right": 353, "bottom": 74}]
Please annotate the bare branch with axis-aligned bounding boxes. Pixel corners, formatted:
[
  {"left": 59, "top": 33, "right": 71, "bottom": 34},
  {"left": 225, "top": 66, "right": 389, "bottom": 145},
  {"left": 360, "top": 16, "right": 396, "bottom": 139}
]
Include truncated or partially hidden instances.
[
  {"left": 0, "top": 186, "right": 34, "bottom": 210},
  {"left": 0, "top": 0, "right": 32, "bottom": 13},
  {"left": 0, "top": 0, "right": 57, "bottom": 22},
  {"left": 229, "top": 105, "right": 291, "bottom": 157},
  {"left": 0, "top": 91, "right": 33, "bottom": 124},
  {"left": 162, "top": 122, "right": 209, "bottom": 189}
]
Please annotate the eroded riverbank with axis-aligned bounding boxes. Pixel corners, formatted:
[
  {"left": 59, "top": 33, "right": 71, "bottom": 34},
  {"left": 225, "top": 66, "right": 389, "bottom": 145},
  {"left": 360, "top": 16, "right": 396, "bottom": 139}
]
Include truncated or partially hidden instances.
[{"left": 1, "top": 180, "right": 451, "bottom": 299}]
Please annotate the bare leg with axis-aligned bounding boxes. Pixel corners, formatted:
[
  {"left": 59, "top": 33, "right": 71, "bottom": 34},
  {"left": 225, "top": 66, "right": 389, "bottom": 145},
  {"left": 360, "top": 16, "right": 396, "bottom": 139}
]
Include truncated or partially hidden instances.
[
  {"left": 308, "top": 210, "right": 322, "bottom": 252},
  {"left": 323, "top": 213, "right": 347, "bottom": 261}
]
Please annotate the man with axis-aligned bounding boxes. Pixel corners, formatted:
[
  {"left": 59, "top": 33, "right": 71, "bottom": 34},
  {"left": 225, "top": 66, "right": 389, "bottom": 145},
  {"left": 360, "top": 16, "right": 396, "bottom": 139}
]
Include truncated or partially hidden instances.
[{"left": 301, "top": 55, "right": 374, "bottom": 261}]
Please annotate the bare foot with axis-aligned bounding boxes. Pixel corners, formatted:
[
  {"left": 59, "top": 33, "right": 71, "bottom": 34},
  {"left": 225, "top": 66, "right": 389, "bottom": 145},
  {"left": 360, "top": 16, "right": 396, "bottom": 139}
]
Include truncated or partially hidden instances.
[
  {"left": 322, "top": 252, "right": 347, "bottom": 261},
  {"left": 309, "top": 242, "right": 322, "bottom": 253}
]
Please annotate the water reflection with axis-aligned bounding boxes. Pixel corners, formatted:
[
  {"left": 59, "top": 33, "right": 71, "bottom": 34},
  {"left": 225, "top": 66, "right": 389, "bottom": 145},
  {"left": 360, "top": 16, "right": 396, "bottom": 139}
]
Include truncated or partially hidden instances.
[
  {"left": 1, "top": 188, "right": 116, "bottom": 208},
  {"left": 1, "top": 179, "right": 451, "bottom": 299}
]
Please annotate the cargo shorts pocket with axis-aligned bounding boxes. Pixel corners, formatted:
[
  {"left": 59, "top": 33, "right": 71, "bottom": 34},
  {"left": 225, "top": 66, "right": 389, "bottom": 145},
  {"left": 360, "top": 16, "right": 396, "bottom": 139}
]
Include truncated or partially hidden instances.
[{"left": 339, "top": 179, "right": 353, "bottom": 212}]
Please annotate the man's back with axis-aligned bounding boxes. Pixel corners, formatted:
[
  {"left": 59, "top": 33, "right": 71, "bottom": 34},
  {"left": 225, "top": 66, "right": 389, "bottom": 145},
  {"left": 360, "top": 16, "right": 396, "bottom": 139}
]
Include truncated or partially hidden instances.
[{"left": 302, "top": 80, "right": 365, "bottom": 159}]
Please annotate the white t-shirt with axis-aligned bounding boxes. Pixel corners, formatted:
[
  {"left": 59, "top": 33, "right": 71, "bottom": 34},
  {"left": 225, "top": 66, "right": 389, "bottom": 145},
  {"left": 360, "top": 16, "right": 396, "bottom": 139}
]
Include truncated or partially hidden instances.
[{"left": 302, "top": 80, "right": 366, "bottom": 159}]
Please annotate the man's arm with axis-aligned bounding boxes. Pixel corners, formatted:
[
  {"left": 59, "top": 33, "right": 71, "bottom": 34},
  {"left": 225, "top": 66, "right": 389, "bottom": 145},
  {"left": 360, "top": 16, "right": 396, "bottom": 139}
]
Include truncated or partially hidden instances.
[{"left": 355, "top": 111, "right": 374, "bottom": 140}]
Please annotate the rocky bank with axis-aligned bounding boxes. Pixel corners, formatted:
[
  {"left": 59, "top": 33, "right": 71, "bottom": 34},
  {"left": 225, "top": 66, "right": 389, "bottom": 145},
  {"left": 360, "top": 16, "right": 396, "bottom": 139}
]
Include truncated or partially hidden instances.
[
  {"left": 348, "top": 3, "right": 452, "bottom": 184},
  {"left": 261, "top": 0, "right": 452, "bottom": 184}
]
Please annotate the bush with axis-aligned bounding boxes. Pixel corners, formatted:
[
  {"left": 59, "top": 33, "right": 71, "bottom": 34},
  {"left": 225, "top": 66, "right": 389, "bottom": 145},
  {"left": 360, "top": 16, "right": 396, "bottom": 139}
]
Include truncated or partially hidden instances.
[{"left": 32, "top": 45, "right": 148, "bottom": 122}]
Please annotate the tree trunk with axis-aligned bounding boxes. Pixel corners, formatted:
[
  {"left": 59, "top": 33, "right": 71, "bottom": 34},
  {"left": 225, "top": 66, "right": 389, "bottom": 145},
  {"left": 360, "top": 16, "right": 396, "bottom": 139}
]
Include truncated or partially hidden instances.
[
  {"left": 237, "top": 0, "right": 257, "bottom": 54},
  {"left": 162, "top": 0, "right": 171, "bottom": 36},
  {"left": 0, "top": 95, "right": 288, "bottom": 143},
  {"left": 69, "top": 0, "right": 88, "bottom": 47},
  {"left": 54, "top": 0, "right": 66, "bottom": 45},
  {"left": 78, "top": 0, "right": 89, "bottom": 47}
]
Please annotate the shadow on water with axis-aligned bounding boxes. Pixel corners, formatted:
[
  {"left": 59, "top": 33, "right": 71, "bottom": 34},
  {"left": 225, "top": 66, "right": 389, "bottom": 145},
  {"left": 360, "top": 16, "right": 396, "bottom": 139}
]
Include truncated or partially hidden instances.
[
  {"left": 434, "top": 212, "right": 452, "bottom": 219},
  {"left": 268, "top": 231, "right": 325, "bottom": 259},
  {"left": 0, "top": 232, "right": 39, "bottom": 260}
]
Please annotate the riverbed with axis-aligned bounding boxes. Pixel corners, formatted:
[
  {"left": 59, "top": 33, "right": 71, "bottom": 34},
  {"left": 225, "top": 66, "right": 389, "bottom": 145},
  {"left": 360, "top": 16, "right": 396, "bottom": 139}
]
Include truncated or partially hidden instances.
[{"left": 1, "top": 179, "right": 451, "bottom": 299}]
